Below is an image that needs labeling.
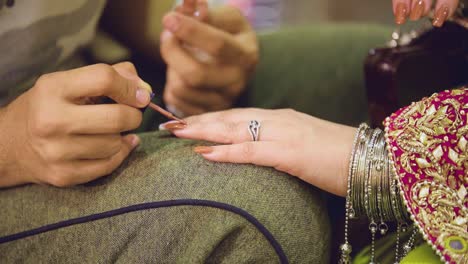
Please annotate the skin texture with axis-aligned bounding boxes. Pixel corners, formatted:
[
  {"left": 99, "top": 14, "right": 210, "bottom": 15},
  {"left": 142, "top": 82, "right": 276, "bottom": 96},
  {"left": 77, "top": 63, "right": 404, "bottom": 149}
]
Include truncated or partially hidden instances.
[
  {"left": 392, "top": 0, "right": 459, "bottom": 26},
  {"left": 162, "top": 108, "right": 357, "bottom": 197},
  {"left": 161, "top": 3, "right": 259, "bottom": 116},
  {"left": 0, "top": 62, "right": 151, "bottom": 188}
]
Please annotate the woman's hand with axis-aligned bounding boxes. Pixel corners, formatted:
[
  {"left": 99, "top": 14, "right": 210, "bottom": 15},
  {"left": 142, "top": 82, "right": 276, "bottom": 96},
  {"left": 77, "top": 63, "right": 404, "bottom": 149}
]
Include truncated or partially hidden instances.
[
  {"left": 160, "top": 2, "right": 258, "bottom": 116},
  {"left": 393, "top": 0, "right": 459, "bottom": 26},
  {"left": 162, "top": 108, "right": 356, "bottom": 197},
  {"left": 0, "top": 62, "right": 152, "bottom": 188}
]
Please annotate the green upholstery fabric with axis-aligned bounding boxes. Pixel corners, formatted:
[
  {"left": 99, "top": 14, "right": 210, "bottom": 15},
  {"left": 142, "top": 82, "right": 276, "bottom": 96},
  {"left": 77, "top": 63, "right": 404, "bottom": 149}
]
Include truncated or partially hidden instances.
[
  {"left": 1, "top": 24, "right": 392, "bottom": 263},
  {"left": 250, "top": 24, "right": 392, "bottom": 125}
]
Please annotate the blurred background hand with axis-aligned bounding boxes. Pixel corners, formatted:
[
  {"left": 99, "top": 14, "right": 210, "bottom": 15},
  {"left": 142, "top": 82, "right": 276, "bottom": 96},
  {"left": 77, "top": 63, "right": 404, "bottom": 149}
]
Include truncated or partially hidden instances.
[
  {"left": 160, "top": 4, "right": 258, "bottom": 116},
  {"left": 392, "top": 0, "right": 460, "bottom": 26}
]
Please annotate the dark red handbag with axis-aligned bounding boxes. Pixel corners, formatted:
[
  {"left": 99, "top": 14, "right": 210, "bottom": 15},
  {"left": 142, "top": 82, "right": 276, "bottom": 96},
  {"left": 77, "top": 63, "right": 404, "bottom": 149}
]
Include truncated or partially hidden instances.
[{"left": 364, "top": 21, "right": 468, "bottom": 127}]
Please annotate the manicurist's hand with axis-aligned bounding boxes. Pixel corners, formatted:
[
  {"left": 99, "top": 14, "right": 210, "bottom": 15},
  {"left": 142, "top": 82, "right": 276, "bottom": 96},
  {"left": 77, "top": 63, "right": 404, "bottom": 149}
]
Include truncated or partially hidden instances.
[
  {"left": 160, "top": 3, "right": 258, "bottom": 116},
  {"left": 162, "top": 108, "right": 356, "bottom": 197},
  {"left": 0, "top": 62, "right": 152, "bottom": 188},
  {"left": 392, "top": 0, "right": 459, "bottom": 26}
]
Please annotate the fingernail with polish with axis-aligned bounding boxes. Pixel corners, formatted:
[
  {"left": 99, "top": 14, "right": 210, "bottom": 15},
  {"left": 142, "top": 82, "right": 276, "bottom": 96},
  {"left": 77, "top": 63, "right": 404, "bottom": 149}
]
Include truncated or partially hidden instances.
[
  {"left": 410, "top": 0, "right": 425, "bottom": 20},
  {"left": 395, "top": 2, "right": 408, "bottom": 25},
  {"left": 163, "top": 14, "right": 180, "bottom": 32},
  {"left": 136, "top": 88, "right": 150, "bottom": 105},
  {"left": 159, "top": 121, "right": 187, "bottom": 131},
  {"left": 194, "top": 146, "right": 213, "bottom": 155},
  {"left": 433, "top": 5, "right": 449, "bottom": 27}
]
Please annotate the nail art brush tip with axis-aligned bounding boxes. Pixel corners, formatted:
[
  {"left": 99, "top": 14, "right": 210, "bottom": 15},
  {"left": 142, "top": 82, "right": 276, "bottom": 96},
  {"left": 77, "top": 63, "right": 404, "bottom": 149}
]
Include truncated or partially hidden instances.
[{"left": 148, "top": 102, "right": 187, "bottom": 125}]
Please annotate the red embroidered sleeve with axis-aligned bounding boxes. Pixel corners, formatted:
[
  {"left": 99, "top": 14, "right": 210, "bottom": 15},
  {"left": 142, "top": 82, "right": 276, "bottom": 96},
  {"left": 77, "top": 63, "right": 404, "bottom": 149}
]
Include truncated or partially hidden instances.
[{"left": 384, "top": 88, "right": 467, "bottom": 263}]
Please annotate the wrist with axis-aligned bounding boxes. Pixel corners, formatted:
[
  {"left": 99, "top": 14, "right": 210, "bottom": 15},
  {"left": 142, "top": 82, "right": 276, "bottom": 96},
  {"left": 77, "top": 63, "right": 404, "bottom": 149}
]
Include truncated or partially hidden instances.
[
  {"left": 348, "top": 125, "right": 409, "bottom": 222},
  {"left": 0, "top": 106, "right": 12, "bottom": 185},
  {"left": 339, "top": 126, "right": 357, "bottom": 197},
  {"left": 0, "top": 102, "right": 29, "bottom": 187}
]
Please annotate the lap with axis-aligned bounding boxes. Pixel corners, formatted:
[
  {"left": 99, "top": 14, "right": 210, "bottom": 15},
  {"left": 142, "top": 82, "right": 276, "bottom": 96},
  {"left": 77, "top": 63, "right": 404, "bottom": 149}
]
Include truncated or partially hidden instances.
[{"left": 0, "top": 132, "right": 330, "bottom": 263}]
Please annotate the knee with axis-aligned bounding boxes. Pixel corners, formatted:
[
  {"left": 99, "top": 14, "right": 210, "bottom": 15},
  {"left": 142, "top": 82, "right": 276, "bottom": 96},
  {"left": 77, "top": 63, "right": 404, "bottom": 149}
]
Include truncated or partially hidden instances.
[{"left": 129, "top": 133, "right": 332, "bottom": 262}]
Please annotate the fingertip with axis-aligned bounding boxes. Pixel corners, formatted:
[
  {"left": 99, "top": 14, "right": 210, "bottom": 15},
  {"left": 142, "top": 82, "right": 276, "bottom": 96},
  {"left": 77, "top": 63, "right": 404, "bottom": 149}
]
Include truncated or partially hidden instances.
[
  {"left": 194, "top": 146, "right": 213, "bottom": 154},
  {"left": 159, "top": 120, "right": 187, "bottom": 132},
  {"left": 136, "top": 88, "right": 151, "bottom": 106},
  {"left": 174, "top": 5, "right": 184, "bottom": 13},
  {"left": 433, "top": 3, "right": 451, "bottom": 27},
  {"left": 139, "top": 79, "right": 153, "bottom": 94},
  {"left": 163, "top": 12, "right": 181, "bottom": 33},
  {"left": 132, "top": 135, "right": 140, "bottom": 148},
  {"left": 197, "top": 150, "right": 219, "bottom": 162},
  {"left": 409, "top": 0, "right": 426, "bottom": 20},
  {"left": 124, "top": 134, "right": 140, "bottom": 149},
  {"left": 160, "top": 30, "right": 174, "bottom": 43},
  {"left": 184, "top": 0, "right": 197, "bottom": 9},
  {"left": 394, "top": 2, "right": 409, "bottom": 24}
]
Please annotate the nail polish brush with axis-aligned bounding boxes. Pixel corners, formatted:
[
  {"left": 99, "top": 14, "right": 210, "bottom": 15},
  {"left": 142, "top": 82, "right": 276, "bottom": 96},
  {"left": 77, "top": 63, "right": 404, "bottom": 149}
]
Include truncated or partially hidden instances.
[{"left": 147, "top": 93, "right": 187, "bottom": 125}]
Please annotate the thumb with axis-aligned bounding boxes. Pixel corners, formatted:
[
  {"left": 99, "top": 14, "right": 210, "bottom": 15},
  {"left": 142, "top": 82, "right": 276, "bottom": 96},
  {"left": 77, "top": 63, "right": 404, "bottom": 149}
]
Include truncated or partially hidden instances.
[
  {"left": 108, "top": 73, "right": 151, "bottom": 108},
  {"left": 61, "top": 64, "right": 152, "bottom": 108},
  {"left": 111, "top": 63, "right": 153, "bottom": 108},
  {"left": 112, "top": 62, "right": 153, "bottom": 95}
]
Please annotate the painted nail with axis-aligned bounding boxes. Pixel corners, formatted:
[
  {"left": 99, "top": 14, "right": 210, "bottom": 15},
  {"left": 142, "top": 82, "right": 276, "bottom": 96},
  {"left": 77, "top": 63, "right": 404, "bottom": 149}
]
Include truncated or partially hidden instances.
[
  {"left": 136, "top": 88, "right": 150, "bottom": 105},
  {"left": 194, "top": 146, "right": 213, "bottom": 154},
  {"left": 160, "top": 121, "right": 187, "bottom": 131},
  {"left": 163, "top": 14, "right": 180, "bottom": 32},
  {"left": 395, "top": 2, "right": 408, "bottom": 25},
  {"left": 159, "top": 120, "right": 179, "bottom": 131},
  {"left": 433, "top": 5, "right": 449, "bottom": 27},
  {"left": 409, "top": 0, "right": 425, "bottom": 20}
]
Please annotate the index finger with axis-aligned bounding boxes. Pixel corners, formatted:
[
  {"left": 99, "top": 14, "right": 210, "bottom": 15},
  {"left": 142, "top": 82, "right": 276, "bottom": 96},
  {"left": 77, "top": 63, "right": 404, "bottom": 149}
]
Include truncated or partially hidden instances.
[
  {"left": 206, "top": 5, "right": 250, "bottom": 34},
  {"left": 433, "top": 0, "right": 459, "bottom": 27},
  {"left": 195, "top": 141, "right": 289, "bottom": 170},
  {"left": 409, "top": 0, "right": 432, "bottom": 20},
  {"left": 177, "top": 0, "right": 197, "bottom": 16},
  {"left": 392, "top": 0, "right": 411, "bottom": 24},
  {"left": 163, "top": 12, "right": 247, "bottom": 63},
  {"left": 70, "top": 104, "right": 143, "bottom": 134}
]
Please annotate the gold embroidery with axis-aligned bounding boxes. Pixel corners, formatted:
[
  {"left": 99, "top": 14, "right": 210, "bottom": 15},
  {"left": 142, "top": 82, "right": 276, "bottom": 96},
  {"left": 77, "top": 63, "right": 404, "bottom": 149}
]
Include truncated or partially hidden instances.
[{"left": 388, "top": 89, "right": 468, "bottom": 263}]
